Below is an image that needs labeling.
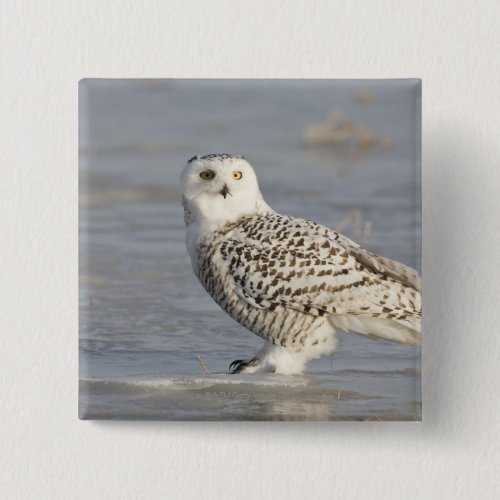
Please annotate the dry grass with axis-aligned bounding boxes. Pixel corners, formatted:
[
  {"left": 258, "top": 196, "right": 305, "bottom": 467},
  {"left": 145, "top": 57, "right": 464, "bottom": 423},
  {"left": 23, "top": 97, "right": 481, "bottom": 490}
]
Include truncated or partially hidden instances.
[
  {"left": 335, "top": 209, "right": 373, "bottom": 243},
  {"left": 197, "top": 355, "right": 210, "bottom": 375},
  {"left": 303, "top": 109, "right": 394, "bottom": 151}
]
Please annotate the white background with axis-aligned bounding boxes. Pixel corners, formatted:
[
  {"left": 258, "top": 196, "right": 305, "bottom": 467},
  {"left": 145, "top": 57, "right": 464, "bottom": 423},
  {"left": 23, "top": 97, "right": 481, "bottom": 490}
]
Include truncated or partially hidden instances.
[{"left": 1, "top": 1, "right": 499, "bottom": 498}]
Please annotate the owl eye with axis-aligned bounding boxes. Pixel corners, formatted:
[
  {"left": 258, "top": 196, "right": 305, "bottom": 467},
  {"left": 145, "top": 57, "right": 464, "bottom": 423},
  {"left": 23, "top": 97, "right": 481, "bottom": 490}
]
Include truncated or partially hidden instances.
[
  {"left": 199, "top": 170, "right": 215, "bottom": 180},
  {"left": 232, "top": 171, "right": 243, "bottom": 180}
]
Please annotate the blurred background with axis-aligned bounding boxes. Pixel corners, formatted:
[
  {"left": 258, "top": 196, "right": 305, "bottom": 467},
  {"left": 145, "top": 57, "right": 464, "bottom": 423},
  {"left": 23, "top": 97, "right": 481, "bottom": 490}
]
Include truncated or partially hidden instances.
[{"left": 79, "top": 79, "right": 421, "bottom": 420}]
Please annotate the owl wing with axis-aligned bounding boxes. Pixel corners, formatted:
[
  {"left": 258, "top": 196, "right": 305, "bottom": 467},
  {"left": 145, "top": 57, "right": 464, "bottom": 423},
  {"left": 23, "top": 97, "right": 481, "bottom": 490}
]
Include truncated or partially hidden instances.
[
  {"left": 332, "top": 232, "right": 421, "bottom": 292},
  {"left": 219, "top": 213, "right": 421, "bottom": 344}
]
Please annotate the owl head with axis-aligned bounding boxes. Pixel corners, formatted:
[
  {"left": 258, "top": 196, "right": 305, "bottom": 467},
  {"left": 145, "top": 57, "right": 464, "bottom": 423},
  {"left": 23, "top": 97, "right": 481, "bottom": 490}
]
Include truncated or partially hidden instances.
[{"left": 181, "top": 154, "right": 269, "bottom": 229}]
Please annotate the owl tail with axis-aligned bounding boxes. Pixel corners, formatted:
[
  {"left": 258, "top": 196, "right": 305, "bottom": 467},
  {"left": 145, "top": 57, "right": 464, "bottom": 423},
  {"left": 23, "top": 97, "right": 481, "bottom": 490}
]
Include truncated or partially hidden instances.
[{"left": 330, "top": 314, "right": 421, "bottom": 346}]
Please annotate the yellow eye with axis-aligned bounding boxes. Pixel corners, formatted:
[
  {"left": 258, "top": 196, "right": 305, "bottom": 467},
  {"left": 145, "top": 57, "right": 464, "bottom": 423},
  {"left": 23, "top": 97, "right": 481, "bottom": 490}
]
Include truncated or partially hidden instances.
[
  {"left": 232, "top": 171, "right": 243, "bottom": 180},
  {"left": 199, "top": 170, "right": 215, "bottom": 180}
]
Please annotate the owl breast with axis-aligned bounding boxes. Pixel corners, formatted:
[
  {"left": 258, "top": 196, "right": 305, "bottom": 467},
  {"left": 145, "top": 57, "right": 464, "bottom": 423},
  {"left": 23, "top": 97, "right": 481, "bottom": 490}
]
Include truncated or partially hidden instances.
[{"left": 194, "top": 231, "right": 326, "bottom": 352}]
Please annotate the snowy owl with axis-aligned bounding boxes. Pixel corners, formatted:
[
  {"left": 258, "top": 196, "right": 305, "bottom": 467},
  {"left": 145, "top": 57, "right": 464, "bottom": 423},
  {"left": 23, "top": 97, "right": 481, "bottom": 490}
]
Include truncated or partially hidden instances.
[{"left": 181, "top": 154, "right": 421, "bottom": 375}]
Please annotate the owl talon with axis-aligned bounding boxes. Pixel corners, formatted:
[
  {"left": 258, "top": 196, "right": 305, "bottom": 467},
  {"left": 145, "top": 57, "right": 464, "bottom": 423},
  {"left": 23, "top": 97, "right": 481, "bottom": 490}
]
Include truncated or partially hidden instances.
[{"left": 229, "top": 357, "right": 260, "bottom": 374}]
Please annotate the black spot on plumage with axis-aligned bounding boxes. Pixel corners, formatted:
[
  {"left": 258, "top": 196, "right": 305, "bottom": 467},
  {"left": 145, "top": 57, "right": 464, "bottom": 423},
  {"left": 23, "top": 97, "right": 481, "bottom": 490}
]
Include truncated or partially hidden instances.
[{"left": 199, "top": 153, "right": 245, "bottom": 161}]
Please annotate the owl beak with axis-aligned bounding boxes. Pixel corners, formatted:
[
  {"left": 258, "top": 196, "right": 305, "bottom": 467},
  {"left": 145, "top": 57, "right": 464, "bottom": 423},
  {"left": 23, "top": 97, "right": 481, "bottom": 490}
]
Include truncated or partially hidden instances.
[{"left": 219, "top": 184, "right": 231, "bottom": 199}]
